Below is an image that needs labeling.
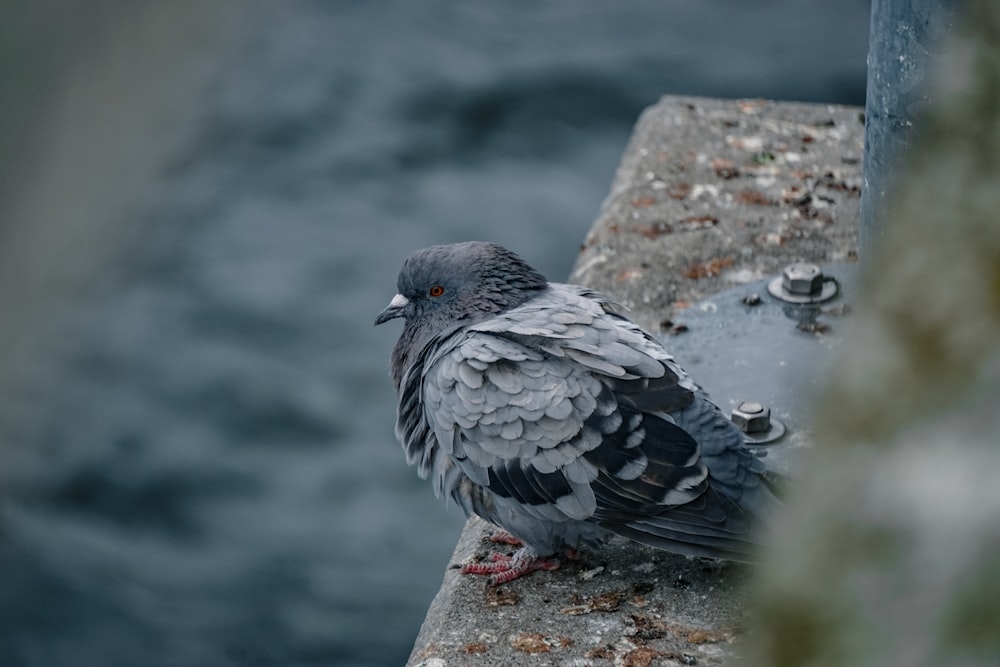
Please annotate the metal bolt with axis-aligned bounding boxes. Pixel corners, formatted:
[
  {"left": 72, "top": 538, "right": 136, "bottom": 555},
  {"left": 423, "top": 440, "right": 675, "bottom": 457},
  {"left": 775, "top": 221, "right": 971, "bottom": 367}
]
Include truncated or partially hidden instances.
[
  {"left": 731, "top": 401, "right": 771, "bottom": 434},
  {"left": 767, "top": 262, "right": 838, "bottom": 304},
  {"left": 782, "top": 263, "right": 823, "bottom": 295}
]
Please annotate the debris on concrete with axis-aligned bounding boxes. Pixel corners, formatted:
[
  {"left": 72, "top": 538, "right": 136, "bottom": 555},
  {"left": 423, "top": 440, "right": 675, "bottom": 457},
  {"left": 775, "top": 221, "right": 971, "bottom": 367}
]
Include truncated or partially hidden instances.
[{"left": 572, "top": 95, "right": 862, "bottom": 334}]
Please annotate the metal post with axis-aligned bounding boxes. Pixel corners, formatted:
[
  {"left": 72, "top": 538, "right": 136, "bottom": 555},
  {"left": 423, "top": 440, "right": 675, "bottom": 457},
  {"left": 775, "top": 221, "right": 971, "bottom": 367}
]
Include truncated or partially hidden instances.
[{"left": 860, "top": 0, "right": 960, "bottom": 259}]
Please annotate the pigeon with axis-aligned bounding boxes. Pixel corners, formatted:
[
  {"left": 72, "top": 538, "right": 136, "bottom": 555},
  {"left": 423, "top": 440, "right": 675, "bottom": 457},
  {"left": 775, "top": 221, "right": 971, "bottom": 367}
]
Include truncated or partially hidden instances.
[{"left": 375, "top": 241, "right": 779, "bottom": 585}]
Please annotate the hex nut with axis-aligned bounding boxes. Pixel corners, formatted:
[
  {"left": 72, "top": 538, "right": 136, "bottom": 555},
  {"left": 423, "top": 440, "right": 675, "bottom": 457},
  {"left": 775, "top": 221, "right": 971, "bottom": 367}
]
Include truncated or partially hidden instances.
[
  {"left": 731, "top": 401, "right": 771, "bottom": 434},
  {"left": 782, "top": 263, "right": 823, "bottom": 295}
]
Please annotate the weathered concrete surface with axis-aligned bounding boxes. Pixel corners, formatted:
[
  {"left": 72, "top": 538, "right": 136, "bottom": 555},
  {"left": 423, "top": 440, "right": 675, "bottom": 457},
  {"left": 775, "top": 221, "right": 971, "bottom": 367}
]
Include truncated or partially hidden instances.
[
  {"left": 411, "top": 518, "right": 754, "bottom": 667},
  {"left": 407, "top": 95, "right": 863, "bottom": 666},
  {"left": 572, "top": 95, "right": 863, "bottom": 334}
]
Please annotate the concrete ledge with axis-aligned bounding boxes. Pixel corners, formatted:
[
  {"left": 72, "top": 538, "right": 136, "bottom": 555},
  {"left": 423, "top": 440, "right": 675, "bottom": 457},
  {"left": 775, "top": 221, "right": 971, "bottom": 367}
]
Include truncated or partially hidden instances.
[
  {"left": 572, "top": 95, "right": 863, "bottom": 333},
  {"left": 408, "top": 95, "right": 863, "bottom": 666}
]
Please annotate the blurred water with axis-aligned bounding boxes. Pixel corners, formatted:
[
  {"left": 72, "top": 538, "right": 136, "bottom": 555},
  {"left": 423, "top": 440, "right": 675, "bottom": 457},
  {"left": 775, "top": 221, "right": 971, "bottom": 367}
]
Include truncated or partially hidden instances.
[{"left": 0, "top": 2, "right": 870, "bottom": 665}]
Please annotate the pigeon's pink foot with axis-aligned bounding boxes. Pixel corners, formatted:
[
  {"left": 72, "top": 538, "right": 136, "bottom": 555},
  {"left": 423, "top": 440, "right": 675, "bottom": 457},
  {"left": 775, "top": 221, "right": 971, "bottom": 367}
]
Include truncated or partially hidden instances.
[
  {"left": 461, "top": 547, "right": 561, "bottom": 586},
  {"left": 487, "top": 529, "right": 524, "bottom": 546}
]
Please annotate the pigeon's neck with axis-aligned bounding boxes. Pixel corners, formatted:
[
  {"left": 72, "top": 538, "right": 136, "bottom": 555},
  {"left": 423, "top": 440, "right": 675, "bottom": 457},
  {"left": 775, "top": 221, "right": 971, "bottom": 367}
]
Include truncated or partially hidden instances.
[
  {"left": 390, "top": 311, "right": 459, "bottom": 390},
  {"left": 390, "top": 321, "right": 426, "bottom": 391},
  {"left": 474, "top": 281, "right": 545, "bottom": 319}
]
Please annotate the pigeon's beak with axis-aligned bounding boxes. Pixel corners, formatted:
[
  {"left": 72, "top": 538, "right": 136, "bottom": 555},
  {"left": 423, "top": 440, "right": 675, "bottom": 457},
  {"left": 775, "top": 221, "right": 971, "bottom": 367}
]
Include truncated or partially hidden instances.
[{"left": 374, "top": 293, "right": 410, "bottom": 326}]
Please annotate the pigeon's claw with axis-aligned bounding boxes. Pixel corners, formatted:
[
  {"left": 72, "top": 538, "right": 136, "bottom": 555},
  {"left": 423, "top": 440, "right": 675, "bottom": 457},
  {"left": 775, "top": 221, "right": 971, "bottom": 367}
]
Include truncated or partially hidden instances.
[{"left": 461, "top": 547, "right": 561, "bottom": 586}]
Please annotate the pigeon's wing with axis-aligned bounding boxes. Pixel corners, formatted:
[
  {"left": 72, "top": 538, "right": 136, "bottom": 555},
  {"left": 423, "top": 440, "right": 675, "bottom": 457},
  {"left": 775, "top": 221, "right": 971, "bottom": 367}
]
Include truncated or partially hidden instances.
[
  {"left": 472, "top": 283, "right": 706, "bottom": 423},
  {"left": 417, "top": 286, "right": 768, "bottom": 559}
]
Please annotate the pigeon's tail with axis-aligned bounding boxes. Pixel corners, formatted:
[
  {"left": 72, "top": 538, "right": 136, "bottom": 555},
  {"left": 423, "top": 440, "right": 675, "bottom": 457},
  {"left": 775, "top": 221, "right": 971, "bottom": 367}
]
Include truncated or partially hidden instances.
[
  {"left": 592, "top": 404, "right": 782, "bottom": 562},
  {"left": 603, "top": 482, "right": 776, "bottom": 562}
]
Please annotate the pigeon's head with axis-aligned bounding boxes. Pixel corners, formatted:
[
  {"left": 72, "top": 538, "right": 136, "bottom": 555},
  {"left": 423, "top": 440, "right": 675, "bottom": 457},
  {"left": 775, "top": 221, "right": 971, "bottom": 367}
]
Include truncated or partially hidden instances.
[{"left": 375, "top": 242, "right": 548, "bottom": 327}]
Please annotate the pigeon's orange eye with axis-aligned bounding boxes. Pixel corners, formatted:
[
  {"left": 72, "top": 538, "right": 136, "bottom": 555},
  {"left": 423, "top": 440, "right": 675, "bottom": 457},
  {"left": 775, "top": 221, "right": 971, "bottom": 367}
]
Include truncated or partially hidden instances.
[{"left": 428, "top": 285, "right": 445, "bottom": 298}]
